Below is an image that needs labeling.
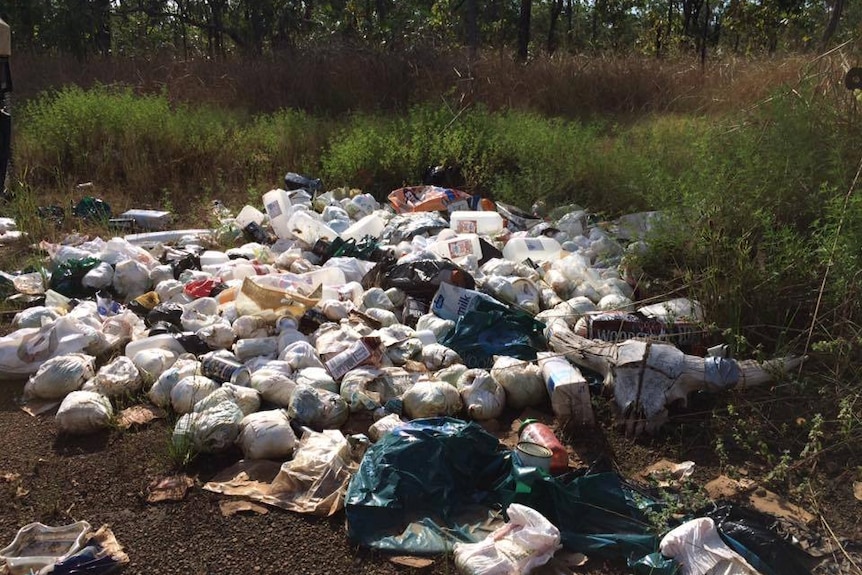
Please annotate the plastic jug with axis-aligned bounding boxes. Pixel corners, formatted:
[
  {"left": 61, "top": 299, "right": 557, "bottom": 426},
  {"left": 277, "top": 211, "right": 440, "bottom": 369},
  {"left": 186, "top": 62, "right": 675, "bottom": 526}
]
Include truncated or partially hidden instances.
[
  {"left": 287, "top": 210, "right": 339, "bottom": 246},
  {"left": 124, "top": 334, "right": 186, "bottom": 359},
  {"left": 199, "top": 250, "right": 230, "bottom": 268},
  {"left": 502, "top": 237, "right": 562, "bottom": 263},
  {"left": 235, "top": 205, "right": 266, "bottom": 229},
  {"left": 450, "top": 211, "right": 504, "bottom": 235},
  {"left": 263, "top": 189, "right": 292, "bottom": 240},
  {"left": 428, "top": 233, "right": 482, "bottom": 262},
  {"left": 340, "top": 213, "right": 385, "bottom": 242}
]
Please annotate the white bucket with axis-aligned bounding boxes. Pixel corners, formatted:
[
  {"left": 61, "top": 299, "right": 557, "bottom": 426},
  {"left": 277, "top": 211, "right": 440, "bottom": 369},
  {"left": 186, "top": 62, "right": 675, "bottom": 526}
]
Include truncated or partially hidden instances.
[{"left": 515, "top": 442, "right": 552, "bottom": 472}]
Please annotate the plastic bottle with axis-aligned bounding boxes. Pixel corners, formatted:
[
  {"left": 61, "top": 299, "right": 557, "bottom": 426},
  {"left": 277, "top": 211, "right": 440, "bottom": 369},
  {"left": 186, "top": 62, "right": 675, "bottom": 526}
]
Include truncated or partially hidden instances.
[
  {"left": 287, "top": 210, "right": 339, "bottom": 245},
  {"left": 537, "top": 352, "right": 594, "bottom": 426},
  {"left": 427, "top": 233, "right": 482, "bottom": 262},
  {"left": 503, "top": 237, "right": 562, "bottom": 263},
  {"left": 263, "top": 189, "right": 293, "bottom": 240},
  {"left": 518, "top": 419, "right": 568, "bottom": 475},
  {"left": 340, "top": 213, "right": 385, "bottom": 242},
  {"left": 235, "top": 205, "right": 265, "bottom": 229},
  {"left": 449, "top": 211, "right": 504, "bottom": 235}
]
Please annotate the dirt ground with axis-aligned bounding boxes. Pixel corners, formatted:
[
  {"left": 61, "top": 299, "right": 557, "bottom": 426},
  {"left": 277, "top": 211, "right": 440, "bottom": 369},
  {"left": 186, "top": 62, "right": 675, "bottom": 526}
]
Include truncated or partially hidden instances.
[{"left": 0, "top": 374, "right": 859, "bottom": 575}]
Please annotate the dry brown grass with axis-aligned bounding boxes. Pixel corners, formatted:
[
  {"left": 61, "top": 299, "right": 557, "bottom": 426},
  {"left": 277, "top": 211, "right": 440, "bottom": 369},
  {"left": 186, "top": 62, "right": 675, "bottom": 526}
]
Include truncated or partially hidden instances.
[{"left": 11, "top": 49, "right": 824, "bottom": 118}]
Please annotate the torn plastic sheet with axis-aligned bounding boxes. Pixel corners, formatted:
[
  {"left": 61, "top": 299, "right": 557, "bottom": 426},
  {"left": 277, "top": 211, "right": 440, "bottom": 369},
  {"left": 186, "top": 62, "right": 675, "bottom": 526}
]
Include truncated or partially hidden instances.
[{"left": 345, "top": 417, "right": 673, "bottom": 562}]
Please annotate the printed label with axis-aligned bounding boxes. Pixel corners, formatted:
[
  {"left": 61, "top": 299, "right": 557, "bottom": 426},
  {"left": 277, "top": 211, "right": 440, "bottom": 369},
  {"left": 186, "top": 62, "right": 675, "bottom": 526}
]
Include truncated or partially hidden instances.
[
  {"left": 448, "top": 239, "right": 474, "bottom": 258},
  {"left": 524, "top": 239, "right": 544, "bottom": 251},
  {"left": 456, "top": 219, "right": 478, "bottom": 234},
  {"left": 266, "top": 200, "right": 282, "bottom": 219},
  {"left": 326, "top": 341, "right": 372, "bottom": 380}
]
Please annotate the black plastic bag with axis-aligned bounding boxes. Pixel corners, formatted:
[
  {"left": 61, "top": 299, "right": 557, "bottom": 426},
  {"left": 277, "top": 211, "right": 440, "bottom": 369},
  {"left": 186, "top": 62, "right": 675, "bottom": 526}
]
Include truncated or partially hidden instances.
[
  {"left": 376, "top": 259, "right": 476, "bottom": 302},
  {"left": 145, "top": 302, "right": 184, "bottom": 329},
  {"left": 704, "top": 501, "right": 814, "bottom": 575}
]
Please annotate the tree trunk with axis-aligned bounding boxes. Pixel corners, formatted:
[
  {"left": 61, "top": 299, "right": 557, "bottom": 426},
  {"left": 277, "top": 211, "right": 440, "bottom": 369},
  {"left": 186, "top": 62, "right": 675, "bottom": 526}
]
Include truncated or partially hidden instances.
[
  {"left": 822, "top": 0, "right": 845, "bottom": 47},
  {"left": 517, "top": 0, "right": 532, "bottom": 59},
  {"left": 547, "top": 0, "right": 564, "bottom": 53},
  {"left": 466, "top": 0, "right": 479, "bottom": 56}
]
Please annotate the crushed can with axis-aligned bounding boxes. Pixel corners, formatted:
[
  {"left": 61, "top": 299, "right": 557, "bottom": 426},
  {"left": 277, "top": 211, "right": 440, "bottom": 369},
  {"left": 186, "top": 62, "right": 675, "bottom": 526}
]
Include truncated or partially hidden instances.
[{"left": 201, "top": 352, "right": 250, "bottom": 386}]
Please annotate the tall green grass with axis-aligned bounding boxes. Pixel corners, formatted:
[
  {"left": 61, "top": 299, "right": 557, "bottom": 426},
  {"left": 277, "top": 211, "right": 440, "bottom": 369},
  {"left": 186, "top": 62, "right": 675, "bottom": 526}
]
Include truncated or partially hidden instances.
[{"left": 11, "top": 82, "right": 862, "bottom": 361}]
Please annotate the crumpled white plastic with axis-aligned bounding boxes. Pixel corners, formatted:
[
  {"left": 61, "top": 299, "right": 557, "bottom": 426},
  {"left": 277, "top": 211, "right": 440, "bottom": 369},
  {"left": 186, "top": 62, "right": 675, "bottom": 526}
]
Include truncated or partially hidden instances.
[
  {"left": 660, "top": 517, "right": 760, "bottom": 575},
  {"left": 453, "top": 503, "right": 561, "bottom": 575}
]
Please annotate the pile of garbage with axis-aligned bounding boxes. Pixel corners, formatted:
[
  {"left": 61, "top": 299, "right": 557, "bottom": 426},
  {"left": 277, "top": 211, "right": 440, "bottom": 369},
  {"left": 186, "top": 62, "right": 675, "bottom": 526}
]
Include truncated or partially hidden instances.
[{"left": 0, "top": 173, "right": 832, "bottom": 574}]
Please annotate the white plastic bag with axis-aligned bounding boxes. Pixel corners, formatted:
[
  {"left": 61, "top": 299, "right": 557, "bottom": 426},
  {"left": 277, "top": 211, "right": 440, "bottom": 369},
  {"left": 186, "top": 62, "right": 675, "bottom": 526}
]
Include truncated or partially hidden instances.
[
  {"left": 81, "top": 262, "right": 115, "bottom": 290},
  {"left": 294, "top": 367, "right": 338, "bottom": 394},
  {"left": 287, "top": 385, "right": 349, "bottom": 430},
  {"left": 402, "top": 379, "right": 463, "bottom": 419},
  {"left": 368, "top": 413, "right": 404, "bottom": 442},
  {"left": 453, "top": 503, "right": 561, "bottom": 575},
  {"left": 194, "top": 383, "right": 261, "bottom": 416},
  {"left": 422, "top": 344, "right": 462, "bottom": 371},
  {"left": 132, "top": 348, "right": 179, "bottom": 384},
  {"left": 457, "top": 369, "right": 506, "bottom": 421},
  {"left": 172, "top": 400, "right": 244, "bottom": 454},
  {"left": 12, "top": 306, "right": 62, "bottom": 329},
  {"left": 234, "top": 337, "right": 279, "bottom": 361},
  {"left": 148, "top": 356, "right": 200, "bottom": 408},
  {"left": 415, "top": 313, "right": 455, "bottom": 340},
  {"left": 170, "top": 375, "right": 219, "bottom": 414},
  {"left": 55, "top": 390, "right": 114, "bottom": 434},
  {"left": 196, "top": 319, "right": 236, "bottom": 349},
  {"left": 82, "top": 356, "right": 142, "bottom": 398},
  {"left": 339, "top": 367, "right": 383, "bottom": 412},
  {"left": 24, "top": 353, "right": 96, "bottom": 400},
  {"left": 660, "top": 517, "right": 759, "bottom": 575},
  {"left": 112, "top": 259, "right": 151, "bottom": 300},
  {"left": 279, "top": 341, "right": 325, "bottom": 370},
  {"left": 491, "top": 356, "right": 547, "bottom": 409},
  {"left": 236, "top": 409, "right": 297, "bottom": 460},
  {"left": 249, "top": 369, "right": 297, "bottom": 407}
]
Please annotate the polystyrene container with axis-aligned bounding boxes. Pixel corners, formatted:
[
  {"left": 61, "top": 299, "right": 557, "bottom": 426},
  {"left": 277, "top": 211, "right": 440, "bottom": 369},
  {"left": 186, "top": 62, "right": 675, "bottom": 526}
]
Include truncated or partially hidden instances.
[
  {"left": 502, "top": 237, "right": 562, "bottom": 263},
  {"left": 235, "top": 205, "right": 266, "bottom": 229},
  {"left": 263, "top": 189, "right": 292, "bottom": 240},
  {"left": 449, "top": 211, "right": 504, "bottom": 235},
  {"left": 124, "top": 334, "right": 186, "bottom": 359},
  {"left": 287, "top": 210, "right": 339, "bottom": 246},
  {"left": 428, "top": 233, "right": 481, "bottom": 262},
  {"left": 340, "top": 213, "right": 385, "bottom": 242}
]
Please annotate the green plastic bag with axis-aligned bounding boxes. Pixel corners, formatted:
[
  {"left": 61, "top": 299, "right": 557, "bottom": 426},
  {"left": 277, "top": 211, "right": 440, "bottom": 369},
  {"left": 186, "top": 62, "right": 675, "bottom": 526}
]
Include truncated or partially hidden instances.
[{"left": 49, "top": 257, "right": 103, "bottom": 298}]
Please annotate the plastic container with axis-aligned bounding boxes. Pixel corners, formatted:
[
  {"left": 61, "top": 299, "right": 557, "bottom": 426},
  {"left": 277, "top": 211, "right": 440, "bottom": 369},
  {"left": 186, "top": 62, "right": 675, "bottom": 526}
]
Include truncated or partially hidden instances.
[
  {"left": 0, "top": 521, "right": 91, "bottom": 575},
  {"left": 287, "top": 210, "right": 339, "bottom": 246},
  {"left": 450, "top": 211, "right": 504, "bottom": 235},
  {"left": 519, "top": 420, "right": 568, "bottom": 475},
  {"left": 515, "top": 442, "right": 553, "bottom": 472},
  {"left": 502, "top": 237, "right": 562, "bottom": 263},
  {"left": 340, "top": 213, "right": 385, "bottom": 242},
  {"left": 263, "top": 189, "right": 292, "bottom": 240},
  {"left": 235, "top": 205, "right": 266, "bottom": 229},
  {"left": 124, "top": 334, "right": 187, "bottom": 359},
  {"left": 428, "top": 233, "right": 481, "bottom": 262},
  {"left": 538, "top": 353, "right": 594, "bottom": 426},
  {"left": 199, "top": 250, "right": 230, "bottom": 268}
]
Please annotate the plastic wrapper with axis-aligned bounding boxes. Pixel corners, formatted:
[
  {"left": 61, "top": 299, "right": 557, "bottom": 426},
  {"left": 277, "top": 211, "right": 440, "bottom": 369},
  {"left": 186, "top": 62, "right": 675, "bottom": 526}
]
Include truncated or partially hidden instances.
[
  {"left": 482, "top": 276, "right": 541, "bottom": 315},
  {"left": 597, "top": 293, "right": 634, "bottom": 311},
  {"left": 421, "top": 344, "right": 462, "bottom": 371},
  {"left": 453, "top": 503, "right": 561, "bottom": 575},
  {"left": 294, "top": 366, "right": 338, "bottom": 394},
  {"left": 172, "top": 399, "right": 244, "bottom": 454},
  {"left": 154, "top": 279, "right": 185, "bottom": 305},
  {"left": 287, "top": 385, "right": 349, "bottom": 430},
  {"left": 322, "top": 257, "right": 375, "bottom": 284},
  {"left": 385, "top": 338, "right": 422, "bottom": 366},
  {"left": 237, "top": 409, "right": 297, "bottom": 460},
  {"left": 402, "top": 379, "right": 463, "bottom": 419},
  {"left": 23, "top": 353, "right": 96, "bottom": 400},
  {"left": 362, "top": 287, "right": 395, "bottom": 312},
  {"left": 55, "top": 391, "right": 114, "bottom": 434},
  {"left": 250, "top": 369, "right": 297, "bottom": 407},
  {"left": 374, "top": 258, "right": 476, "bottom": 302},
  {"left": 340, "top": 367, "right": 384, "bottom": 412},
  {"left": 491, "top": 355, "right": 547, "bottom": 409},
  {"left": 147, "top": 356, "right": 200, "bottom": 408},
  {"left": 232, "top": 315, "right": 271, "bottom": 340},
  {"left": 457, "top": 369, "right": 506, "bottom": 421},
  {"left": 82, "top": 356, "right": 142, "bottom": 398},
  {"left": 321, "top": 299, "right": 351, "bottom": 321},
  {"left": 170, "top": 375, "right": 220, "bottom": 414},
  {"left": 234, "top": 275, "right": 318, "bottom": 320},
  {"left": 363, "top": 307, "right": 398, "bottom": 327}
]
